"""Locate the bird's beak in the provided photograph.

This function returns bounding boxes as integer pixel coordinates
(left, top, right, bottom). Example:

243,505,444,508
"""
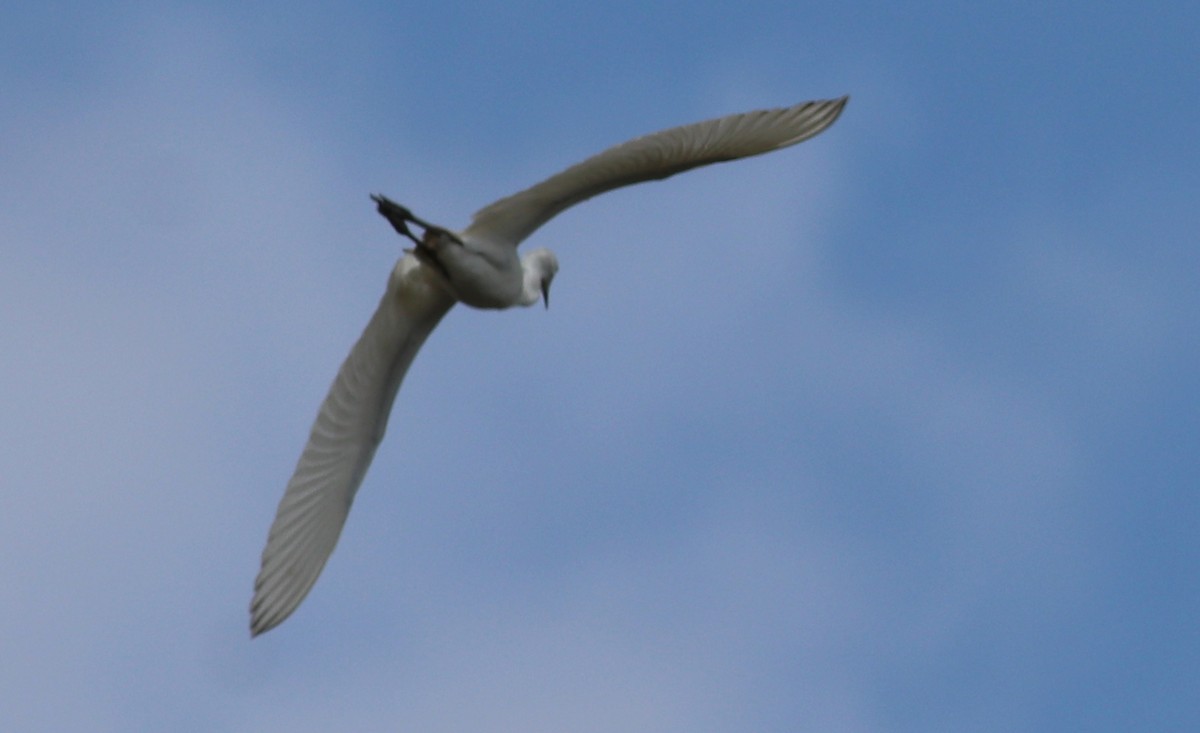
541,280,552,309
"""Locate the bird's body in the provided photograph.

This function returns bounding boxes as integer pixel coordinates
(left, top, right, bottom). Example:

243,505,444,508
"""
251,96,848,636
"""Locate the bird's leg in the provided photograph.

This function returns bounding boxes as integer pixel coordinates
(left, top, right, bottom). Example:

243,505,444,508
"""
371,193,464,247
371,194,423,246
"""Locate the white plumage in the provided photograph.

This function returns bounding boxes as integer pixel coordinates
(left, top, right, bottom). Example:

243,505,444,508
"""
251,96,848,635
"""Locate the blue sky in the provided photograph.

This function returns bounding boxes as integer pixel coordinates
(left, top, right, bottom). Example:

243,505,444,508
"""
2,2,1196,731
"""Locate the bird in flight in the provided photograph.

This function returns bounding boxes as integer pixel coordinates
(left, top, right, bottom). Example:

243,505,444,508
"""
250,96,849,636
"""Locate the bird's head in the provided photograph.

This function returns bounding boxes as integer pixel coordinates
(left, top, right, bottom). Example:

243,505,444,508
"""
520,248,559,309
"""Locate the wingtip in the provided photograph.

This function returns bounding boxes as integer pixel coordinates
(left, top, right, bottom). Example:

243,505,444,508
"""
249,602,268,638
833,94,850,116
249,608,280,638
815,95,850,128
826,94,850,112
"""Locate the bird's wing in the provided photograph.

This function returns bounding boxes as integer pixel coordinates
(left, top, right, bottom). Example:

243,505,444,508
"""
463,96,847,248
250,255,454,636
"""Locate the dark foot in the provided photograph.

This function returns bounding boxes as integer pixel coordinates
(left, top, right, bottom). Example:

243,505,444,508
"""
370,193,464,247
371,194,422,245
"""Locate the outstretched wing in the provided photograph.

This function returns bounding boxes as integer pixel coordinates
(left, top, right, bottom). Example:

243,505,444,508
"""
464,96,847,248
250,255,454,635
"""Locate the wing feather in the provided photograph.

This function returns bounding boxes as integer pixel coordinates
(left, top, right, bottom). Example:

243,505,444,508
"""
464,96,847,247
250,255,454,635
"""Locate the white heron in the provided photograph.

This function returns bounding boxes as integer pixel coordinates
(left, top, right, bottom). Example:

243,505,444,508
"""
250,96,848,636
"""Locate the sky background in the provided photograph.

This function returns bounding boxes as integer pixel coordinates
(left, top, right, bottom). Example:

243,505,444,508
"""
2,2,1197,731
